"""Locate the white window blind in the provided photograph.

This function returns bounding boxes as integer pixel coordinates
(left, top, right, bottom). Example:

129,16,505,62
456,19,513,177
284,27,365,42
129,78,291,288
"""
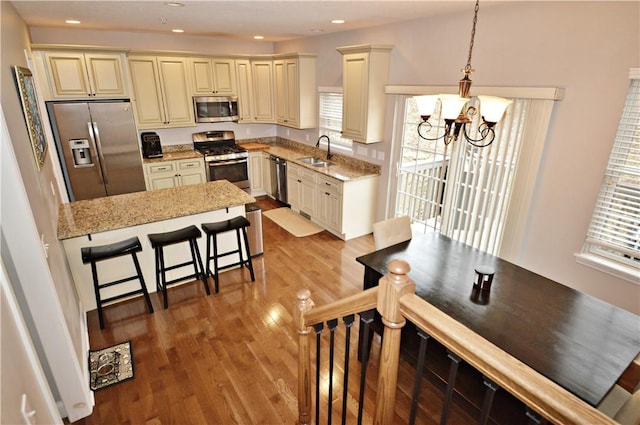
581,77,640,274
318,90,352,148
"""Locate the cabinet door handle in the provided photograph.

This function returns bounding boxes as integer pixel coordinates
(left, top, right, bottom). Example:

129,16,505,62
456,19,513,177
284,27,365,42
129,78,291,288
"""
184,163,194,167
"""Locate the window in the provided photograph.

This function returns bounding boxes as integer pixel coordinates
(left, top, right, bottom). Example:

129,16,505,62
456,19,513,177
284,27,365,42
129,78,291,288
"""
395,96,529,255
577,71,640,283
318,88,352,149
386,85,561,261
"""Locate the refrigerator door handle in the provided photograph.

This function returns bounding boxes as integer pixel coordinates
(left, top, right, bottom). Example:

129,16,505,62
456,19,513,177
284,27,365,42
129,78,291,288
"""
88,122,108,185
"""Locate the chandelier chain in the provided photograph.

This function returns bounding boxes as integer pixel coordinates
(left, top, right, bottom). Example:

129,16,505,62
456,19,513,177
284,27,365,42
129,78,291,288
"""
465,0,480,71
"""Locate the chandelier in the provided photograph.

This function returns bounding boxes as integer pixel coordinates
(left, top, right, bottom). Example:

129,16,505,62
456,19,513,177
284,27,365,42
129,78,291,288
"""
415,0,512,148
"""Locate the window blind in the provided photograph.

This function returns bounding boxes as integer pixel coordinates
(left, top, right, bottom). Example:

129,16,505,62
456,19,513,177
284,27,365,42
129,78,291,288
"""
318,91,352,148
583,78,640,265
396,97,530,255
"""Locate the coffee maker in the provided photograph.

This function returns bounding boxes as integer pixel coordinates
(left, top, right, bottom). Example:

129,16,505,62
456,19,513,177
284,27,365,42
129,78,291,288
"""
141,132,163,158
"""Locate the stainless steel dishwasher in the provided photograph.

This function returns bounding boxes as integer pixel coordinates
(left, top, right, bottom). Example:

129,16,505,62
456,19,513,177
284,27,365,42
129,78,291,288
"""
268,155,287,204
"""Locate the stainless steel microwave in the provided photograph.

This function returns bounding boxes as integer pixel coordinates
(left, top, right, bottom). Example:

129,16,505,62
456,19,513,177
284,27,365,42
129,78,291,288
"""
193,95,239,123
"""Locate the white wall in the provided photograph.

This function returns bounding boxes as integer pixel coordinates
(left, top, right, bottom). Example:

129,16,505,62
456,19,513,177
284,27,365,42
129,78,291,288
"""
20,2,640,314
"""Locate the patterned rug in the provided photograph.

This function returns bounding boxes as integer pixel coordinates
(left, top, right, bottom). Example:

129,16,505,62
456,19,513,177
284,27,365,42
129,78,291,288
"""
89,341,134,391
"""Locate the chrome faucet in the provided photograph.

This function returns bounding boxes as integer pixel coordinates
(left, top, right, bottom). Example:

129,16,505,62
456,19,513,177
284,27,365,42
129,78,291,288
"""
316,135,332,160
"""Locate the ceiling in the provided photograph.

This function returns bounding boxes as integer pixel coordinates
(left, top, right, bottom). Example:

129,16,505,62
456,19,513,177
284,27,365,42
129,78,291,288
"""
10,1,486,43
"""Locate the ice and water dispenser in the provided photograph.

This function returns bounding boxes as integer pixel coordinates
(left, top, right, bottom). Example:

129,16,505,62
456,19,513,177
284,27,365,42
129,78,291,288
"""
70,139,93,167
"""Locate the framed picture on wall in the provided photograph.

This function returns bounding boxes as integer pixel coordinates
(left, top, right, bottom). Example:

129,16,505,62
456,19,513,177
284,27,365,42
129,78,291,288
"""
13,65,47,171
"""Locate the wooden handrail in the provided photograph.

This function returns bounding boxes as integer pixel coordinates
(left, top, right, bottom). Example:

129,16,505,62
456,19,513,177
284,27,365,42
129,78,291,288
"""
400,293,617,425
301,286,379,327
295,259,619,425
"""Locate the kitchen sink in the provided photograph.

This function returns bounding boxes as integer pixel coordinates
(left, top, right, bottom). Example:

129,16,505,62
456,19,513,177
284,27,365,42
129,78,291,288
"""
298,156,331,167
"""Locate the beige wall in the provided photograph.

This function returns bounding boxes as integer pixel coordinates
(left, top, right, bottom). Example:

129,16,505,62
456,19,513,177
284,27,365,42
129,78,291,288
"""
277,1,640,313
15,1,640,314
1,0,87,402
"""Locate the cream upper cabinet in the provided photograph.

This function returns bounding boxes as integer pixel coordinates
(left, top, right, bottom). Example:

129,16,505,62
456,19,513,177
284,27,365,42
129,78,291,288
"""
235,60,254,123
189,57,237,95
235,59,275,124
337,45,393,143
127,55,195,129
42,51,128,99
273,54,317,129
252,60,276,123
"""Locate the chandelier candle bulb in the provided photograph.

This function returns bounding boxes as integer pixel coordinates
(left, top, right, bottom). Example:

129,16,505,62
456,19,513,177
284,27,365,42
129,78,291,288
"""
440,95,470,120
415,95,439,119
477,96,513,124
413,0,512,148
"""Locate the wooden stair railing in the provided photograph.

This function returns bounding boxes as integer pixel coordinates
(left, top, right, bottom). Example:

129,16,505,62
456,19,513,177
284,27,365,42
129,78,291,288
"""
295,260,619,425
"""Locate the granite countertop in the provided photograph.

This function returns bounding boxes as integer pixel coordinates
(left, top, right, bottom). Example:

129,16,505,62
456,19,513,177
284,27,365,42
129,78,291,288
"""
58,180,255,240
239,142,381,182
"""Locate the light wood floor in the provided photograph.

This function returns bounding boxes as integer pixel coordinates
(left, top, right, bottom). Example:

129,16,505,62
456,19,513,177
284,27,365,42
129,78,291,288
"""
75,197,486,425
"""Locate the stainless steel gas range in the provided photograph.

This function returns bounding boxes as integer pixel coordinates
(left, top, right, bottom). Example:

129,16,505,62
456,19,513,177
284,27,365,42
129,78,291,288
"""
192,131,249,192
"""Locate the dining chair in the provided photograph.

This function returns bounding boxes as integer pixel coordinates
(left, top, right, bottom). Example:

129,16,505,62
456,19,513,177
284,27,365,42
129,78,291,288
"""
598,383,640,425
372,215,412,250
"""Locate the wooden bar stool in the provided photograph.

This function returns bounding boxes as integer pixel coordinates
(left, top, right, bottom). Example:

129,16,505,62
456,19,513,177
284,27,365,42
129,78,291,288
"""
81,236,154,329
201,216,255,293
147,225,210,309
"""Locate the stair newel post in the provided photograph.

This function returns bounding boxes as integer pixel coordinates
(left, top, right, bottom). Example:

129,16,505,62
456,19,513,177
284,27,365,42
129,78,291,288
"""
295,289,315,425
374,260,415,425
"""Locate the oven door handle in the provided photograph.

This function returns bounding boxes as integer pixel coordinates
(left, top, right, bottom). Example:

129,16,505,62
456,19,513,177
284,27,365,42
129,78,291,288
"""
207,158,248,166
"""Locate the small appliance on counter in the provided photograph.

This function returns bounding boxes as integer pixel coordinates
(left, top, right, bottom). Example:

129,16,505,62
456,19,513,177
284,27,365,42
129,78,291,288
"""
141,132,163,158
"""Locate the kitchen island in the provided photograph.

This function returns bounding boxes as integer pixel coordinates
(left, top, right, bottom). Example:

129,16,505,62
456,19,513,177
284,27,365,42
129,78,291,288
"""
58,180,255,312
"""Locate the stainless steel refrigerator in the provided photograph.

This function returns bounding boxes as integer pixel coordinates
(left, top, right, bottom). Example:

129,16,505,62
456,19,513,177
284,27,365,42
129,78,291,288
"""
48,100,146,201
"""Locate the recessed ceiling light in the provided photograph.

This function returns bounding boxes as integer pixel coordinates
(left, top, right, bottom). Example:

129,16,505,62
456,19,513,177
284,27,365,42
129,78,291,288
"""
331,19,345,24
172,29,184,33
310,29,324,33
164,2,184,6
65,19,81,24
254,35,264,40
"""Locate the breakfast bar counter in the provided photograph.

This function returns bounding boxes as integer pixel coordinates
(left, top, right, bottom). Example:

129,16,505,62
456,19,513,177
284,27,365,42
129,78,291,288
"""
58,181,255,312
58,180,254,239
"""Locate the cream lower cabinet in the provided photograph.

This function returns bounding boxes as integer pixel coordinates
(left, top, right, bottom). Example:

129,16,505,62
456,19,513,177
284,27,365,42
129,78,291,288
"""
128,55,195,129
288,163,316,217
316,174,343,234
288,160,378,240
248,151,266,196
262,152,272,197
323,174,378,240
144,158,205,190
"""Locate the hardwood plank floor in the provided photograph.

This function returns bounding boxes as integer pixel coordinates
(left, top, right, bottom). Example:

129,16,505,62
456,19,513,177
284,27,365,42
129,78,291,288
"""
74,196,508,425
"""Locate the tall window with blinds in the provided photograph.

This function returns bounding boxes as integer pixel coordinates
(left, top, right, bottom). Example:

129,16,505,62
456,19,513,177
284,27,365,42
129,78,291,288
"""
318,90,352,148
580,75,640,280
395,96,529,255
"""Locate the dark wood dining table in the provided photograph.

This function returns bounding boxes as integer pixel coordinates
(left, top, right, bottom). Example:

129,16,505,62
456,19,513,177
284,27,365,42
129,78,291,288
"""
355,231,640,407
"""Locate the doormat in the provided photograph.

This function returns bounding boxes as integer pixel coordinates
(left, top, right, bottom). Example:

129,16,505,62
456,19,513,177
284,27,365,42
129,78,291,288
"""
263,208,323,237
89,341,134,391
